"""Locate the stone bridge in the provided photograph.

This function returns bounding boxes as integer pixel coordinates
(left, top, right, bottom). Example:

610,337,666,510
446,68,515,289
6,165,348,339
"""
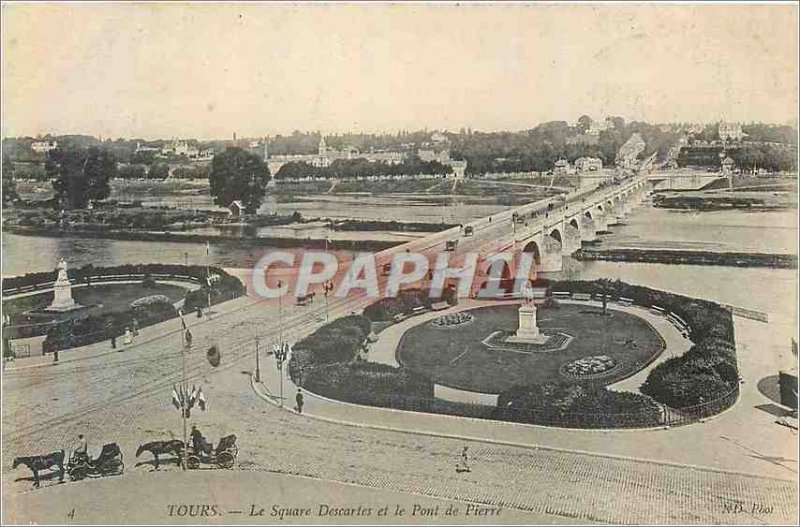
403,176,649,296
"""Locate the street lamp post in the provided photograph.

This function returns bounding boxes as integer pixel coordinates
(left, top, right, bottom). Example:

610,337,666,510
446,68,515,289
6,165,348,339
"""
323,281,334,322
272,342,291,407
254,336,261,383
177,309,192,471
277,280,283,347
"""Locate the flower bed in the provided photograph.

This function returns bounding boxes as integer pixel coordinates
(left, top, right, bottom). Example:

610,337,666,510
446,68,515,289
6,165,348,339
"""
431,312,473,327
561,355,618,379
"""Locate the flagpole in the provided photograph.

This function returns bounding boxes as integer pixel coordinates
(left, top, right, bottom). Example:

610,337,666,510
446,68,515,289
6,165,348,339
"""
206,241,211,317
180,310,189,471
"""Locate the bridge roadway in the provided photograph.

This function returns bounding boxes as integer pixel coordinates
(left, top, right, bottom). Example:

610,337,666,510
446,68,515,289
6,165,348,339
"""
354,174,648,288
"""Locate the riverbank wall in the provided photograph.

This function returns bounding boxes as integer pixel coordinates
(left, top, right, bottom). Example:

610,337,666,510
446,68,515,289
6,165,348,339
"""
575,247,797,269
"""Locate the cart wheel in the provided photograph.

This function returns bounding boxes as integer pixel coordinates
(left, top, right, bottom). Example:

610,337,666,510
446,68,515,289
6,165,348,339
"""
186,455,200,470
69,466,86,482
216,452,235,469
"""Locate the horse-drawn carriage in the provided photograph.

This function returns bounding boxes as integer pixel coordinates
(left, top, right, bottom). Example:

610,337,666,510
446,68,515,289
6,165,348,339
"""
67,443,124,481
186,434,237,469
296,292,315,306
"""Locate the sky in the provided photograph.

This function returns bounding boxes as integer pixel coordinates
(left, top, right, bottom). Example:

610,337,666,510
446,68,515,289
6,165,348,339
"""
2,2,798,140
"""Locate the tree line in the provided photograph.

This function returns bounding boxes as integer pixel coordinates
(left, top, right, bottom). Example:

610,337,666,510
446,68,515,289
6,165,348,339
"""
274,157,452,180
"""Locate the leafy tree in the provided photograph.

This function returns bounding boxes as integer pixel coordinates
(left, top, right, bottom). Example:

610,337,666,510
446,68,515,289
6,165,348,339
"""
49,147,115,209
147,162,170,179
209,147,271,212
577,115,593,133
610,116,626,131
118,164,147,179
2,155,19,204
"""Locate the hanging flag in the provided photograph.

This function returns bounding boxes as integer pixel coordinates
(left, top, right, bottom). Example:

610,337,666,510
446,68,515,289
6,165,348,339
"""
171,386,181,411
207,345,221,367
197,387,207,411
177,310,193,350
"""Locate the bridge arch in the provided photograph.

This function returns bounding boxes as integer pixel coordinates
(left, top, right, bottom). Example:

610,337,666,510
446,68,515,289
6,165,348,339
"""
522,240,541,267
568,218,580,231
584,210,593,220
549,228,562,244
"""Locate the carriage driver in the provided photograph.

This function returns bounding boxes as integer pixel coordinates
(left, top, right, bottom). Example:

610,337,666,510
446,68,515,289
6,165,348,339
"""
69,433,89,464
190,425,213,459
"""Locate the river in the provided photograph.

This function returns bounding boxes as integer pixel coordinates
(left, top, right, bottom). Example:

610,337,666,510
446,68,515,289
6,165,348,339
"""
3,204,797,338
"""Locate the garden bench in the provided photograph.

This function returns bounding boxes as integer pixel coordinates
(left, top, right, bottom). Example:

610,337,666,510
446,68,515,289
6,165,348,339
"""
649,305,665,315
431,301,450,311
572,293,592,301
553,291,572,299
618,297,634,306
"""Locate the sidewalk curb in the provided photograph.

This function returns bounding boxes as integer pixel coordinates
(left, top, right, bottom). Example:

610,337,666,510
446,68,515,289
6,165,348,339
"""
248,373,794,484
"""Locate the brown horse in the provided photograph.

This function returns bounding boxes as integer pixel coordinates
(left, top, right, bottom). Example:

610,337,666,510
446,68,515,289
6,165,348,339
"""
12,450,65,488
136,440,184,470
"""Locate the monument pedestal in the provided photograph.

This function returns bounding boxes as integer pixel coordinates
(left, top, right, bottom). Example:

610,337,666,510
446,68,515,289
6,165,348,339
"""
506,304,549,344
46,259,82,312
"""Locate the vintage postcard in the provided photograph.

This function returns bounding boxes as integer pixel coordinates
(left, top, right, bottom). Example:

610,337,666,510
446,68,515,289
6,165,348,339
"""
1,2,798,525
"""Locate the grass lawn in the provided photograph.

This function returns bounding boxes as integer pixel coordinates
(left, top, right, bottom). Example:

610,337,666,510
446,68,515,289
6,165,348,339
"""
4,282,189,321
396,304,665,393
333,179,445,194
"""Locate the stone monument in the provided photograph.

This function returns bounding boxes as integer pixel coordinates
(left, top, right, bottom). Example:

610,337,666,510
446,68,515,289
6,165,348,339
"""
46,259,80,312
507,282,549,344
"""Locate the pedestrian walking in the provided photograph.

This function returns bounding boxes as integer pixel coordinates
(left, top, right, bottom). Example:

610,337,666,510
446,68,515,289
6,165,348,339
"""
456,446,471,473
123,327,133,345
295,388,304,414
132,318,139,336
111,334,117,349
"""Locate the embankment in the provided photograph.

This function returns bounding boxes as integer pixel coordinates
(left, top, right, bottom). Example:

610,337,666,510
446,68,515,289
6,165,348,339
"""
575,247,797,269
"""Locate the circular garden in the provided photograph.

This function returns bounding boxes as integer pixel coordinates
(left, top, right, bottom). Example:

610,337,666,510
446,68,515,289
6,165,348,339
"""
396,303,665,394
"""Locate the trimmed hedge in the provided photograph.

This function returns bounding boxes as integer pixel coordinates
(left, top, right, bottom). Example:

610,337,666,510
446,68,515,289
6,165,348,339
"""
362,288,434,322
183,274,245,311
286,314,435,410
299,362,434,411
288,315,373,379
495,382,663,428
